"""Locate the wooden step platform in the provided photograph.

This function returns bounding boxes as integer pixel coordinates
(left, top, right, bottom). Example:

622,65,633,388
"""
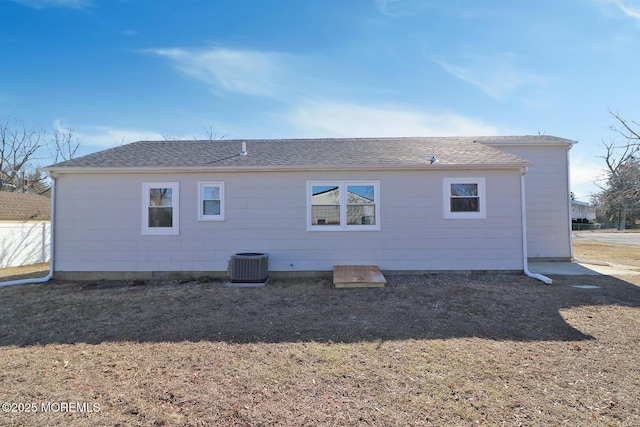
333,265,387,288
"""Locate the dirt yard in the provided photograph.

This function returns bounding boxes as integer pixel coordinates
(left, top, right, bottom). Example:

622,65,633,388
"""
0,242,639,426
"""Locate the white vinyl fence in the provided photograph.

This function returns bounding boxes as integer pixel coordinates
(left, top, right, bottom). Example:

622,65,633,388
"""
0,221,51,268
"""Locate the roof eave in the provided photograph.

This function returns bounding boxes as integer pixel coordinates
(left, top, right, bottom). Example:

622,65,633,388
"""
42,162,532,175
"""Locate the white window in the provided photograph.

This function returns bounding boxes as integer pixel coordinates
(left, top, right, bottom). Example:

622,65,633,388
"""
142,182,180,235
198,182,225,221
443,177,486,219
307,181,380,231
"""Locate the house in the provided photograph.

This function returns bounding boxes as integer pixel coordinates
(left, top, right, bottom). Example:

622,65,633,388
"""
571,200,597,230
571,200,596,223
0,191,51,268
41,136,575,280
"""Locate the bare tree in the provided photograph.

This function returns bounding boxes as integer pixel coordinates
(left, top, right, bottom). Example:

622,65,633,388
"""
0,117,44,192
597,110,640,229
48,124,80,163
162,134,178,141
1,117,82,195
200,125,226,141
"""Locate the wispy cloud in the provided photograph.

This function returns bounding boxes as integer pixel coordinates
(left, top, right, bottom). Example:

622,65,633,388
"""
596,0,640,21
570,154,607,199
375,0,429,17
148,47,293,99
286,101,498,138
147,45,501,139
612,0,640,21
432,53,544,100
73,126,165,148
9,0,91,9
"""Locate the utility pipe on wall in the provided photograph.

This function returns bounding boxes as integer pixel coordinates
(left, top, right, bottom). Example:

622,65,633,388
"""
0,176,56,287
520,168,553,284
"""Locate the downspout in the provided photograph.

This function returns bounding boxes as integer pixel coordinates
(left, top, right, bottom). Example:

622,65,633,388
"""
566,146,575,260
520,168,553,284
0,175,56,287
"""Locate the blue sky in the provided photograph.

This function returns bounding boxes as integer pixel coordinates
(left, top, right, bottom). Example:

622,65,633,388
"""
2,0,640,200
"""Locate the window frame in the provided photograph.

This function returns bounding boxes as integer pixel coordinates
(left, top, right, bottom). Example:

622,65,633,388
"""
197,181,225,221
307,180,380,231
443,177,486,219
142,182,180,235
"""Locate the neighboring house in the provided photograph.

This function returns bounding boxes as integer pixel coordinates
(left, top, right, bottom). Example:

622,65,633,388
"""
571,200,596,223
571,200,597,230
0,192,51,268
41,136,575,280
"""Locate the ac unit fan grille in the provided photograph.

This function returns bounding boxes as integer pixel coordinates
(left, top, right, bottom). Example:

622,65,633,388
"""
229,253,269,283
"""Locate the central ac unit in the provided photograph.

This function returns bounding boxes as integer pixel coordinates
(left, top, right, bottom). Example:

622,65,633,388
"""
229,252,269,283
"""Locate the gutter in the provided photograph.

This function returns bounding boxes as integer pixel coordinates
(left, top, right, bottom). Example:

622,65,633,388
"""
40,162,533,175
520,168,553,284
0,176,56,287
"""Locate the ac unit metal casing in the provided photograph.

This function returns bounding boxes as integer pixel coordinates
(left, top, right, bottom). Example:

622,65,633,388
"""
229,253,269,283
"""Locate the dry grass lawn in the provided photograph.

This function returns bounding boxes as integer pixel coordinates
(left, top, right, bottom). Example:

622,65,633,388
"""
574,240,640,268
0,263,49,282
0,241,639,426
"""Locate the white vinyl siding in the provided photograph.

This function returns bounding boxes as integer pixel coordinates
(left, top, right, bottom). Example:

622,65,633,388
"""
52,170,524,276
142,182,179,235
307,181,380,231
443,178,486,219
198,182,224,221
482,143,572,259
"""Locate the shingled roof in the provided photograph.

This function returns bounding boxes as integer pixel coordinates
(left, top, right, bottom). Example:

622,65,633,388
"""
42,136,573,172
0,192,51,221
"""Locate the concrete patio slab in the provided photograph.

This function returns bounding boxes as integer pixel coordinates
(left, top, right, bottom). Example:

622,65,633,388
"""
529,260,640,276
